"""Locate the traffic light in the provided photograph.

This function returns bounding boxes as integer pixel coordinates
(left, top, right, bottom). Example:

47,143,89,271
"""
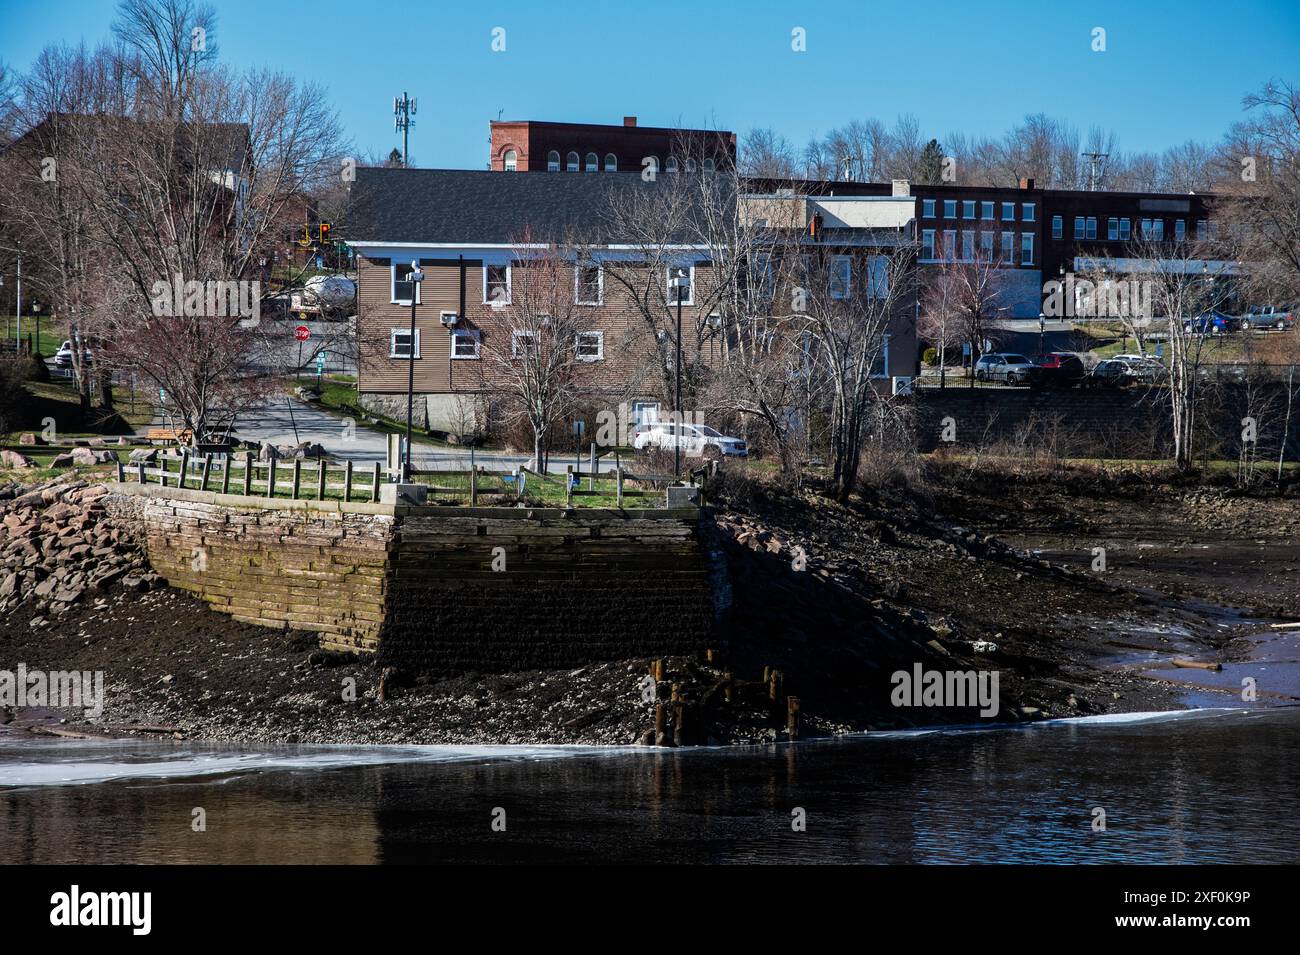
319,222,332,245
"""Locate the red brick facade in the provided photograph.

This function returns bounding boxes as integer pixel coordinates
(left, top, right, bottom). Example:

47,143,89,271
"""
489,117,736,174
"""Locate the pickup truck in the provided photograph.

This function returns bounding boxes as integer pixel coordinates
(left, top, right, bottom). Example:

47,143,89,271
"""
1240,305,1295,330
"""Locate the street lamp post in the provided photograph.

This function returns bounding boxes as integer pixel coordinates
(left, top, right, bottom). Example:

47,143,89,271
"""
670,273,687,481
403,261,425,483
1038,312,1046,356
32,299,41,355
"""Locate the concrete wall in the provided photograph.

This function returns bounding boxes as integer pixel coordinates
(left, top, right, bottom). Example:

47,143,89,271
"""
105,484,718,671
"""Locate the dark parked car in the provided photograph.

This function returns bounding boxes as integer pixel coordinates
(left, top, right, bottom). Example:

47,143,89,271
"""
974,353,1034,384
1183,311,1234,335
1028,352,1087,388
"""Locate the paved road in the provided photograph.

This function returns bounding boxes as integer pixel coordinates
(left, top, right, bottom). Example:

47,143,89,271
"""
229,398,627,474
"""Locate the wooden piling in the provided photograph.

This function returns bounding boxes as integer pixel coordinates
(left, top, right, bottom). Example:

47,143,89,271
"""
787,696,801,740
316,458,326,500
654,703,668,746
723,671,735,703
243,452,253,496
343,460,353,502
291,459,302,499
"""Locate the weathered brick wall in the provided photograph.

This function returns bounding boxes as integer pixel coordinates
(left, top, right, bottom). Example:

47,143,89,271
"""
104,485,718,671
105,485,392,651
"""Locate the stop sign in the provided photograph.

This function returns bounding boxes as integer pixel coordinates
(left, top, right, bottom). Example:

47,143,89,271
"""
294,325,310,342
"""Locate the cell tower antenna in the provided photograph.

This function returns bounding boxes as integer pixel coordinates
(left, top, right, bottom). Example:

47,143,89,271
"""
394,92,417,167
1081,151,1109,191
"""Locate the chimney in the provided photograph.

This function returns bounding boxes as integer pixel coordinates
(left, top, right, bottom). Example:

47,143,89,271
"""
623,116,637,127
1019,177,1035,190
891,178,910,197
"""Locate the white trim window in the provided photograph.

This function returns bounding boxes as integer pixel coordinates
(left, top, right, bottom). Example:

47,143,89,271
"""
1020,232,1035,265
921,228,936,261
1174,219,1186,242
547,151,561,172
1022,202,1036,222
702,158,714,171
484,263,511,305
575,331,604,361
1001,201,1015,220
575,264,603,305
1001,230,1015,261
961,230,975,262
566,151,579,172
451,328,480,359
665,156,679,173
391,263,421,305
1085,217,1097,240
503,149,517,171
981,201,994,220
1053,215,1064,240
604,153,617,172
585,152,599,172
865,255,889,299
922,198,936,218
871,333,892,378
667,265,694,305
943,199,957,218
389,328,420,359
1120,218,1132,240
943,229,957,263
1107,217,1119,241
830,255,851,299
511,330,537,358
962,200,976,219
1074,216,1086,239
979,230,993,262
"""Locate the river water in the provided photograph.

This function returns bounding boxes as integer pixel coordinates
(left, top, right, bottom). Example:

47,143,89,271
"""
2,707,1297,864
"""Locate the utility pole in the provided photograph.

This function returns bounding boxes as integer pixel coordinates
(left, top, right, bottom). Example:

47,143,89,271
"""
394,92,417,167
1081,152,1109,191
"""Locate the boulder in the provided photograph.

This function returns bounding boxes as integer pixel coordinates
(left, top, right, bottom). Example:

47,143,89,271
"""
258,441,280,462
128,448,158,465
18,433,41,446
0,450,36,469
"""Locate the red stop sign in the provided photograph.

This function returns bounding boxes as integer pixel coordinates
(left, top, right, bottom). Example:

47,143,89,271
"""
294,325,310,342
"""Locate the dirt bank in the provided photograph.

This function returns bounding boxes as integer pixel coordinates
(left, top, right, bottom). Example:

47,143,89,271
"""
1,464,1289,746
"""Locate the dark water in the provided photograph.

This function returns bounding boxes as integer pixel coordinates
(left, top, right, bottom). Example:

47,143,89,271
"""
2,708,1298,864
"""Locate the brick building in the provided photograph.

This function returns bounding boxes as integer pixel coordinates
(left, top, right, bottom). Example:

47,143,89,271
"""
489,116,736,175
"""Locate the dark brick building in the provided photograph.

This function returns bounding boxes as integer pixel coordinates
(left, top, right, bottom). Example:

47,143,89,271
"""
489,117,736,175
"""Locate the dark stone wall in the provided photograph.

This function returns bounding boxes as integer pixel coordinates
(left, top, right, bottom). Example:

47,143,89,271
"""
381,509,719,673
911,383,1300,461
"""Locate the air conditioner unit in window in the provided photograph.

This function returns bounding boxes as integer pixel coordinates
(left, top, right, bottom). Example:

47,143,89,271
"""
892,376,914,396
440,312,459,327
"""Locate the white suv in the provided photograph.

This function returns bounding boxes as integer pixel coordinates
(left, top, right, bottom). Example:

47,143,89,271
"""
634,422,748,458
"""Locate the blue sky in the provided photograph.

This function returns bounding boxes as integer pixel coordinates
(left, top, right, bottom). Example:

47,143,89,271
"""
3,0,1298,167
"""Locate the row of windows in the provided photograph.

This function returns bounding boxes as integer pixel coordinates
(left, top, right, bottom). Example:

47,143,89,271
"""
388,328,605,361
922,198,1036,223
502,149,718,173
1050,215,1212,243
920,229,1035,266
392,263,697,308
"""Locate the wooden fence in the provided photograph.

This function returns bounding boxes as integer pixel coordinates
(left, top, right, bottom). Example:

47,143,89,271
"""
115,449,713,507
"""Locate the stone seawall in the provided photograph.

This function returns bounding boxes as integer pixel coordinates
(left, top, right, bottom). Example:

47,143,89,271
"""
104,484,718,671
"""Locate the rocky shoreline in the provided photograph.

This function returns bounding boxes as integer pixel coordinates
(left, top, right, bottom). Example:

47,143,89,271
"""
1,466,1291,747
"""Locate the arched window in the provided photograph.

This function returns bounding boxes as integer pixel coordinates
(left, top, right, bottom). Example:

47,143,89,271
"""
566,151,580,172
547,150,560,172
702,158,715,172
665,156,679,173
503,149,517,172
585,152,598,172
604,153,618,172
685,158,696,173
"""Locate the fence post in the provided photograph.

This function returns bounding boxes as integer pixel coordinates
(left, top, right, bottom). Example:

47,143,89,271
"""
343,459,353,503
243,452,253,496
616,467,623,507
589,442,596,491
267,459,277,498
221,454,231,495
565,465,573,507
137,460,146,486
292,460,302,499
116,461,124,483
178,449,190,490
470,465,478,506
200,453,212,491
317,458,326,500
370,461,381,503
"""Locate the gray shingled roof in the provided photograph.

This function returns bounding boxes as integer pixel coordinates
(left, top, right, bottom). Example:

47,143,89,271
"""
340,167,717,245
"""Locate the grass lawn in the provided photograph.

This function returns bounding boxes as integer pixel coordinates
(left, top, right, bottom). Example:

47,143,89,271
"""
4,378,155,441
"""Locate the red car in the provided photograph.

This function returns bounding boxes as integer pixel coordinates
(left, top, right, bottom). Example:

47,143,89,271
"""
1028,352,1087,389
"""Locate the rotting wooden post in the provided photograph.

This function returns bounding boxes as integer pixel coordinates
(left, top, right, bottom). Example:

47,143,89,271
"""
616,466,623,507
115,461,124,482
199,453,212,491
762,665,772,686
655,703,668,746
316,458,326,500
220,455,231,495
267,459,277,498
343,460,353,502
565,465,574,507
291,459,302,499
787,696,801,740
706,647,717,665
653,658,665,682
670,682,681,704
674,702,688,747
136,460,145,486
370,461,381,503
178,449,190,490
723,671,735,703
243,452,253,496
769,669,783,703
470,465,478,506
